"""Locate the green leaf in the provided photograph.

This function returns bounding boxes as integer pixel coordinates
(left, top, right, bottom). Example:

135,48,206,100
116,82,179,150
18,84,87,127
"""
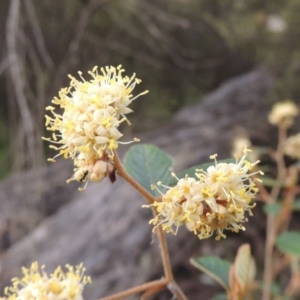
261,176,284,188
263,202,281,216
276,231,300,257
170,158,235,185
209,293,228,300
190,256,231,290
293,199,300,211
123,144,173,197
269,283,282,295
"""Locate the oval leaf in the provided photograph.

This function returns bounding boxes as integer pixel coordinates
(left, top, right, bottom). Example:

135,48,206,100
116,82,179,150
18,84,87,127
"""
232,244,256,290
123,144,173,196
293,199,300,211
190,256,231,290
210,293,228,300
170,158,235,185
263,202,281,216
261,176,284,188
276,231,300,257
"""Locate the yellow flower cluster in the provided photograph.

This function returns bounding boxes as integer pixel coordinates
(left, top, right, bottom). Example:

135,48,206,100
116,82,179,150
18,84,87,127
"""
146,148,262,240
268,100,299,128
43,66,148,189
284,133,300,160
0,262,91,300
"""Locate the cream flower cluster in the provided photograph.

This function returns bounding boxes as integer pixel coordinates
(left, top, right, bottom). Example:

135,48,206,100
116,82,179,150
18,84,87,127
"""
231,136,258,162
232,136,252,158
268,100,299,127
284,133,300,160
43,66,148,189
146,148,262,240
0,262,91,300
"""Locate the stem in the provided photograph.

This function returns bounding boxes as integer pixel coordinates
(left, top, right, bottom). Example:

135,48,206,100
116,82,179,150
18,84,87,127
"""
140,283,167,299
113,150,154,204
98,279,168,300
171,282,189,300
152,207,174,282
113,151,189,300
262,124,287,300
262,215,276,300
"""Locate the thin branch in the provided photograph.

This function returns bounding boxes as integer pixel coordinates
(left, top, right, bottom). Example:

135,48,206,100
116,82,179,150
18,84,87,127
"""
6,0,37,168
262,124,287,300
113,151,154,205
103,4,162,55
23,0,53,68
152,208,174,283
98,279,168,300
168,282,189,300
123,1,223,70
0,58,11,77
54,0,110,89
83,33,163,69
113,150,189,300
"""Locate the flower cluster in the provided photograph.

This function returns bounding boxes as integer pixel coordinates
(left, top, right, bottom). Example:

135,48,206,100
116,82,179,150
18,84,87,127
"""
43,66,148,189
232,136,252,158
268,100,299,128
145,148,262,240
231,136,258,163
284,133,300,160
0,262,91,300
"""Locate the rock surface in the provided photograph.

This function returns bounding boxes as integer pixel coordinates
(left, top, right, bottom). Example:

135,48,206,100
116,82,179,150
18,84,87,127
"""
0,68,280,299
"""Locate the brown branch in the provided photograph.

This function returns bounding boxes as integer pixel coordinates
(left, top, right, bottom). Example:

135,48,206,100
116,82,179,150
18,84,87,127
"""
113,151,154,205
23,0,53,68
6,0,37,169
0,58,11,77
113,150,188,300
83,33,163,69
122,1,223,70
103,4,162,54
54,0,110,88
262,124,287,300
98,279,168,300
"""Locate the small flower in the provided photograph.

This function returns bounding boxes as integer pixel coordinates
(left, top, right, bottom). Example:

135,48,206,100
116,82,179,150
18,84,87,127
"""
268,100,299,128
42,66,147,189
67,152,114,191
231,135,258,162
284,133,300,160
144,148,262,240
1,262,91,300
232,136,252,158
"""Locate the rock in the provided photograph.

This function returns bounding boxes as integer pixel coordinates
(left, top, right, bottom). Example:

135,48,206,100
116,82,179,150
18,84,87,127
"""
0,68,276,299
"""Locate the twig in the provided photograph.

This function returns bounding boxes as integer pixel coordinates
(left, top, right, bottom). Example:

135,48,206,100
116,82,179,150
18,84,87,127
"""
113,150,189,300
6,0,37,168
262,124,287,300
54,0,110,89
140,284,166,299
23,0,53,68
98,279,167,300
169,282,189,300
153,208,174,283
113,150,154,205
83,33,163,69
0,58,11,77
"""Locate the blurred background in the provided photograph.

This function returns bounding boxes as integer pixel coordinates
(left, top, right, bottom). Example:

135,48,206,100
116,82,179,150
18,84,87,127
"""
1,0,300,299
1,0,300,177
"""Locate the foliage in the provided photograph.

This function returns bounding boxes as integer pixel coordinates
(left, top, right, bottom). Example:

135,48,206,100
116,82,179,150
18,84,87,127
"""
123,144,173,197
1,1,300,299
1,0,300,174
